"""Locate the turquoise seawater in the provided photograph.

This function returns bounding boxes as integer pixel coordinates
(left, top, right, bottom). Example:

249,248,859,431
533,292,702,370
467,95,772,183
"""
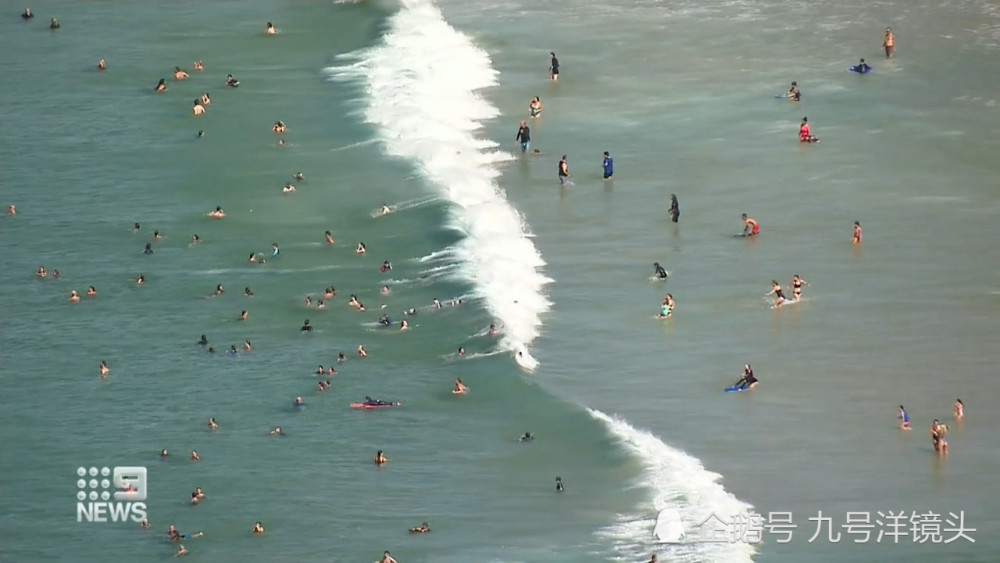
2,0,999,562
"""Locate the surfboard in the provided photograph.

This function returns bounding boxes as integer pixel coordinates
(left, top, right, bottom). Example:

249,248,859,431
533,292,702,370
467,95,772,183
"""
350,402,401,409
849,66,872,74
724,386,748,393
653,508,685,543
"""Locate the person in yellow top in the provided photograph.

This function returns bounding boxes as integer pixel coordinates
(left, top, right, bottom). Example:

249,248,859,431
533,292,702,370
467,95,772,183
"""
883,28,895,58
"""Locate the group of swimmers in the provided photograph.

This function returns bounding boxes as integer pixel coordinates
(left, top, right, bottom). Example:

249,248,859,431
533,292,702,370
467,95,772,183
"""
897,400,963,455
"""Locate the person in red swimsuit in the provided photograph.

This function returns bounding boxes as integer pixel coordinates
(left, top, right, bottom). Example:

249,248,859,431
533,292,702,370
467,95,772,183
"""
742,213,760,236
799,117,819,143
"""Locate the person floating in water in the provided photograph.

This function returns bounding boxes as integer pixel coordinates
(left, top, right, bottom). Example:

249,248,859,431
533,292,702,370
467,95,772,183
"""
790,274,808,301
883,28,895,58
602,151,614,180
558,155,570,185
742,213,760,236
657,294,674,319
786,81,800,101
549,52,559,81
766,280,786,308
409,522,430,534
174,66,188,81
732,364,759,390
653,262,668,280
898,405,911,430
854,58,872,73
669,194,680,223
516,121,531,153
852,221,862,245
799,117,819,143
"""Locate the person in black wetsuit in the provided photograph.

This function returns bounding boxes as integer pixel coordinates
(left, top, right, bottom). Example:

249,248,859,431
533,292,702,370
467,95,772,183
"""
733,364,758,390
549,52,559,81
653,262,669,280
301,319,313,332
669,194,680,223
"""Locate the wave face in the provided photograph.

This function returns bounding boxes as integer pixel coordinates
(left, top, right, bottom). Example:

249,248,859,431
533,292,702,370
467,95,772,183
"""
589,409,756,563
327,0,551,370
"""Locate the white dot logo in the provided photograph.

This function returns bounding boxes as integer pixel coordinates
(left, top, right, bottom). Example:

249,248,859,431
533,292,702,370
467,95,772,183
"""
77,467,87,477
100,491,111,501
77,491,87,501
89,479,98,489
88,491,98,501
89,467,98,477
100,479,110,489
77,479,87,489
101,467,111,477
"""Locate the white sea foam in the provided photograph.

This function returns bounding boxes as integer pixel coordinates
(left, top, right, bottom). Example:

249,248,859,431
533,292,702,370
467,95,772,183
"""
589,409,756,563
327,0,552,369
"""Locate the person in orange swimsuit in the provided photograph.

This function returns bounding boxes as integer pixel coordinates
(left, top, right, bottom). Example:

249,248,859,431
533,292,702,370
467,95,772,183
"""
883,28,895,58
741,213,760,236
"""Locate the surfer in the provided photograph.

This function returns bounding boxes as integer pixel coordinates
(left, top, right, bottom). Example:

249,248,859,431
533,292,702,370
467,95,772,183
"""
657,294,674,319
602,151,614,180
549,52,559,81
930,420,948,454
669,194,680,223
733,364,758,390
558,155,570,185
766,280,786,308
883,28,895,58
799,117,819,143
529,96,543,118
742,213,760,236
653,262,669,280
453,379,468,394
852,221,862,245
790,275,808,300
516,121,531,153
954,399,964,420
409,522,430,534
787,81,801,101
898,405,911,430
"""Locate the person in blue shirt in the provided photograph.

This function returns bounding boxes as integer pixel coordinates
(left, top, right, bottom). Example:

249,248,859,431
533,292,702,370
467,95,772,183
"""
602,151,614,180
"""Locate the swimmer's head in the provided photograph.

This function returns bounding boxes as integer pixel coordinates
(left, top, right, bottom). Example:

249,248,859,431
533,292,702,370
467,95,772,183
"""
741,213,748,220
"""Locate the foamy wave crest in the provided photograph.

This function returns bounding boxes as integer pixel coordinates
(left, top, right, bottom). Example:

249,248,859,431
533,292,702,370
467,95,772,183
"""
589,409,756,563
327,0,551,370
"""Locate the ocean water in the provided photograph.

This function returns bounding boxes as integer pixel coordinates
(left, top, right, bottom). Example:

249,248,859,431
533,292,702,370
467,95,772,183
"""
1,1,998,562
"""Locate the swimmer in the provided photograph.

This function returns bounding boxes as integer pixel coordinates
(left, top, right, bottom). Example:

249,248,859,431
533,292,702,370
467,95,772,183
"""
648,555,658,563
167,524,203,542
160,449,169,459
266,22,276,35
193,61,203,71
380,551,398,563
732,364,759,390
323,287,335,299
249,253,259,264
453,378,468,394
37,266,47,279
883,28,895,58
338,352,346,363
379,203,391,215
49,18,59,30
99,361,109,377
132,222,141,232
327,366,336,375
252,522,265,535
243,340,251,352
380,260,392,273
669,194,680,223
294,172,304,181
21,8,33,19
741,213,760,236
898,405,911,430
766,280,786,308
144,243,154,255
207,206,225,219
357,345,367,358
405,308,417,316
272,121,286,134
653,262,669,280
852,221,862,245
52,269,60,280
855,58,872,73
458,347,465,357
190,451,200,462
190,234,201,245
555,476,564,492
174,66,189,80
317,381,328,392
930,419,948,454
954,399,964,421
379,314,391,326
225,74,240,88
86,286,97,297
208,417,219,429
790,274,808,300
208,346,215,353
277,139,285,147
324,231,334,245
602,151,614,180
433,298,442,309
316,300,326,309
529,96,543,118
799,117,819,143
549,52,560,81
97,59,106,71
316,365,325,375
176,544,187,556
380,285,390,296
140,518,150,529
356,242,366,255
294,396,304,408
409,522,430,534
786,81,800,101
270,427,284,436
153,230,162,241
69,290,80,303
301,319,313,331
558,155,570,185
239,310,248,321
657,294,674,319
155,79,166,93
200,93,210,106
228,345,238,355
244,287,254,296
7,205,15,216
137,274,145,285
374,450,388,465
400,320,409,330
488,323,498,336
197,334,208,346
516,121,531,152
520,432,534,442
271,243,279,257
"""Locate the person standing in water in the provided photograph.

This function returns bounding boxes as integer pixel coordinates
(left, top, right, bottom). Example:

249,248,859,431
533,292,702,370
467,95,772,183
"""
742,213,760,236
529,96,543,118
549,52,559,81
790,274,809,301
558,155,570,185
898,405,911,430
669,194,680,223
766,280,786,308
516,121,530,153
852,221,862,245
930,420,948,455
954,399,964,421
883,27,895,58
786,81,801,101
602,151,614,180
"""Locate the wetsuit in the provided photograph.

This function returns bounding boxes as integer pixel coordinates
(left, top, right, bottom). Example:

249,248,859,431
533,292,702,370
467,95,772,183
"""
516,125,530,152
550,55,559,78
301,324,313,332
669,199,680,223
654,265,668,279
